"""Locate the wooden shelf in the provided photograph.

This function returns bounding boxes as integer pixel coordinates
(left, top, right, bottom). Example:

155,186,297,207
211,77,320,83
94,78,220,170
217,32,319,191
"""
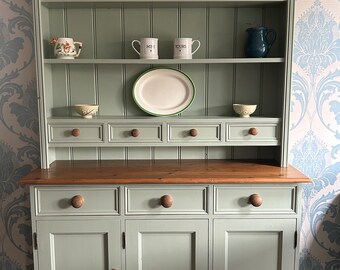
19,160,311,185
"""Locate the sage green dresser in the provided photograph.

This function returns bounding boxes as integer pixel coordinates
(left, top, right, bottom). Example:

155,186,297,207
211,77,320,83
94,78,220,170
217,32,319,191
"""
22,0,312,268
20,160,310,270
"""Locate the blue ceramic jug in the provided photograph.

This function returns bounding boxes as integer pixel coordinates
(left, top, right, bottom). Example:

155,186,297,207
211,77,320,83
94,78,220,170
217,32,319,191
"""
245,27,276,58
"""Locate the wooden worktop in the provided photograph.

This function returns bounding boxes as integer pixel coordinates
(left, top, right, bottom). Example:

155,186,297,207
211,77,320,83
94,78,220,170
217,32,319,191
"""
19,160,311,185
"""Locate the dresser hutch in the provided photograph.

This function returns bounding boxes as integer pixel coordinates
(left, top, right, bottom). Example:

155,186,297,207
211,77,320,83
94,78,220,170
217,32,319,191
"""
20,0,310,269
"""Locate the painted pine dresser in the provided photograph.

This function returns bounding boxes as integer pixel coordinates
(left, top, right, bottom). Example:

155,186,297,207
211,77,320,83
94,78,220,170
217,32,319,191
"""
19,0,311,269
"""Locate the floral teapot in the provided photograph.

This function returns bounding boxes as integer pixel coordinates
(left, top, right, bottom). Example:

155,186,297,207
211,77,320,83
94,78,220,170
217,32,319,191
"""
51,37,82,59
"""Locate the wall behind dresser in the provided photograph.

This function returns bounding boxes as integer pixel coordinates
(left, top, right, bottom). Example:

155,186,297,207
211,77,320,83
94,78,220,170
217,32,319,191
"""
0,0,339,269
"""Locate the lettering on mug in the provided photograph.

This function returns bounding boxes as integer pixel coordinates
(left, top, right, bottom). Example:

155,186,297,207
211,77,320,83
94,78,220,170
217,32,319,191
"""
175,45,187,48
146,45,155,48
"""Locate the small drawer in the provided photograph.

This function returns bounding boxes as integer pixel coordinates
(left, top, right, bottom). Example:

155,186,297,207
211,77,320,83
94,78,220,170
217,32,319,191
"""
109,124,162,143
48,124,104,143
227,123,280,144
125,186,208,215
35,187,119,216
214,186,296,214
168,124,222,142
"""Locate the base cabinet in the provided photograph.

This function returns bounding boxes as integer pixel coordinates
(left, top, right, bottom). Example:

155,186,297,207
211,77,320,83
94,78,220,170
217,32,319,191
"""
36,219,121,270
126,220,209,270
30,184,301,270
213,219,296,270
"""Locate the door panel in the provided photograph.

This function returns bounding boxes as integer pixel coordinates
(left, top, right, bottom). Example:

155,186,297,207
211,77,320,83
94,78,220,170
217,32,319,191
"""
36,219,121,270
214,219,296,270
126,219,208,270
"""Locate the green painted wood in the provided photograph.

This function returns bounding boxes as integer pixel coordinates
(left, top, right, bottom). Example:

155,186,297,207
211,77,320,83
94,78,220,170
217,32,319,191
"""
67,8,94,58
44,58,285,64
168,123,222,142
214,186,296,214
100,147,126,159
35,186,119,215
69,65,96,108
55,147,71,160
47,8,65,58
97,65,125,115
209,8,235,58
180,146,206,159
37,219,121,270
125,186,208,214
49,124,104,142
95,8,122,58
72,147,99,160
124,8,151,59
154,146,179,159
126,219,209,270
109,123,163,142
50,65,69,116
127,146,152,159
214,219,296,270
153,8,178,59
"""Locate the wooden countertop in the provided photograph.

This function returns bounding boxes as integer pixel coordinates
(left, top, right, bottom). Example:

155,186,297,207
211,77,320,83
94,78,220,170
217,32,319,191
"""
19,160,311,185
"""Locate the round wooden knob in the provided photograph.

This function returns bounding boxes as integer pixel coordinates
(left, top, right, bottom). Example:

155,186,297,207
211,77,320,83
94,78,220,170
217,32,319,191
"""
189,129,198,137
71,195,85,208
248,194,263,207
248,127,258,136
160,195,173,208
131,129,140,137
71,128,81,137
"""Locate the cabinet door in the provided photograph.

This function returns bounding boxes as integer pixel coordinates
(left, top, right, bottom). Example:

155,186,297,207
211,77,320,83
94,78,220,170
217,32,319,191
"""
126,219,208,270
36,219,121,270
214,219,296,270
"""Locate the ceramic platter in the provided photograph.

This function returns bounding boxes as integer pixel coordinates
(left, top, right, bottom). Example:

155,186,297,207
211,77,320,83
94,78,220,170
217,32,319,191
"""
133,68,195,116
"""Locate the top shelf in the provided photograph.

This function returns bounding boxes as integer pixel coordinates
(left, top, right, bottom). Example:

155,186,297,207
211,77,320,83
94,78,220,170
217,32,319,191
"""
41,0,287,8
44,58,285,64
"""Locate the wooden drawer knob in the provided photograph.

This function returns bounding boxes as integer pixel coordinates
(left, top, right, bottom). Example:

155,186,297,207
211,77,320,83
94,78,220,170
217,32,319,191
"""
248,194,263,207
131,129,140,137
248,127,258,136
189,129,198,137
160,195,173,208
71,128,81,137
71,195,85,208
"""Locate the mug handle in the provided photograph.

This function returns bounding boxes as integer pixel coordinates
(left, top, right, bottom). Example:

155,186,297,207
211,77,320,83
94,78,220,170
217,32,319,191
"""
266,29,276,49
191,40,201,55
132,40,141,55
73,41,83,58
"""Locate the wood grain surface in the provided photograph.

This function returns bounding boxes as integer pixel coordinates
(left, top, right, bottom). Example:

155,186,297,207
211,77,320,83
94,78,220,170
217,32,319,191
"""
19,160,311,185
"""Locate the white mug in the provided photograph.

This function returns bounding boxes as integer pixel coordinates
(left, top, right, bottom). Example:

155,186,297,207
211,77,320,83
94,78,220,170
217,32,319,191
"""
51,37,82,59
132,38,158,59
173,38,201,59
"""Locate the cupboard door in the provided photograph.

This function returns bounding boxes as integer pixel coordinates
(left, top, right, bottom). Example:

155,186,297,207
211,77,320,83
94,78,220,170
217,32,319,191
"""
36,219,121,270
214,219,296,270
126,219,208,270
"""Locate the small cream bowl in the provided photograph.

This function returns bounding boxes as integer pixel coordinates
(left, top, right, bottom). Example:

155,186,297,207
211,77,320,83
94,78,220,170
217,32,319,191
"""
74,104,99,119
233,104,257,118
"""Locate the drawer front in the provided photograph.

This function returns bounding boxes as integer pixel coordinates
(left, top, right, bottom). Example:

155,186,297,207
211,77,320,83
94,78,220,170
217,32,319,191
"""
214,186,296,214
227,123,280,143
125,186,208,215
35,187,119,216
49,124,104,143
109,124,162,143
168,124,222,142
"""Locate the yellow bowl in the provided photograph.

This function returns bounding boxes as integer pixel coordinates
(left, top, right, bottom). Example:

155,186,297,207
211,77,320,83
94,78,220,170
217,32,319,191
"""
233,104,257,118
74,104,99,119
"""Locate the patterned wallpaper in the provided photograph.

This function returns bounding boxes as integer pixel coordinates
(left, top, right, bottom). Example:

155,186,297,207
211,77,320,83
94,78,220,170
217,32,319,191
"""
0,0,338,269
290,0,340,268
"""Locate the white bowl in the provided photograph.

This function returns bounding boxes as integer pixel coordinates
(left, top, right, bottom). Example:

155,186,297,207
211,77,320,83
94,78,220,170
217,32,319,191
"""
233,104,257,117
74,104,99,118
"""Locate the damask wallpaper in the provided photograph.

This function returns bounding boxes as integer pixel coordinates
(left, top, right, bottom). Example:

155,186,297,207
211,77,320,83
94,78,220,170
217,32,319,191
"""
0,0,339,269
290,0,340,268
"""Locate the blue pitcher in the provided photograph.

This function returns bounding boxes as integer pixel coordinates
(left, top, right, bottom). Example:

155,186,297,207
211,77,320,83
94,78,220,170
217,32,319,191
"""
245,27,276,58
